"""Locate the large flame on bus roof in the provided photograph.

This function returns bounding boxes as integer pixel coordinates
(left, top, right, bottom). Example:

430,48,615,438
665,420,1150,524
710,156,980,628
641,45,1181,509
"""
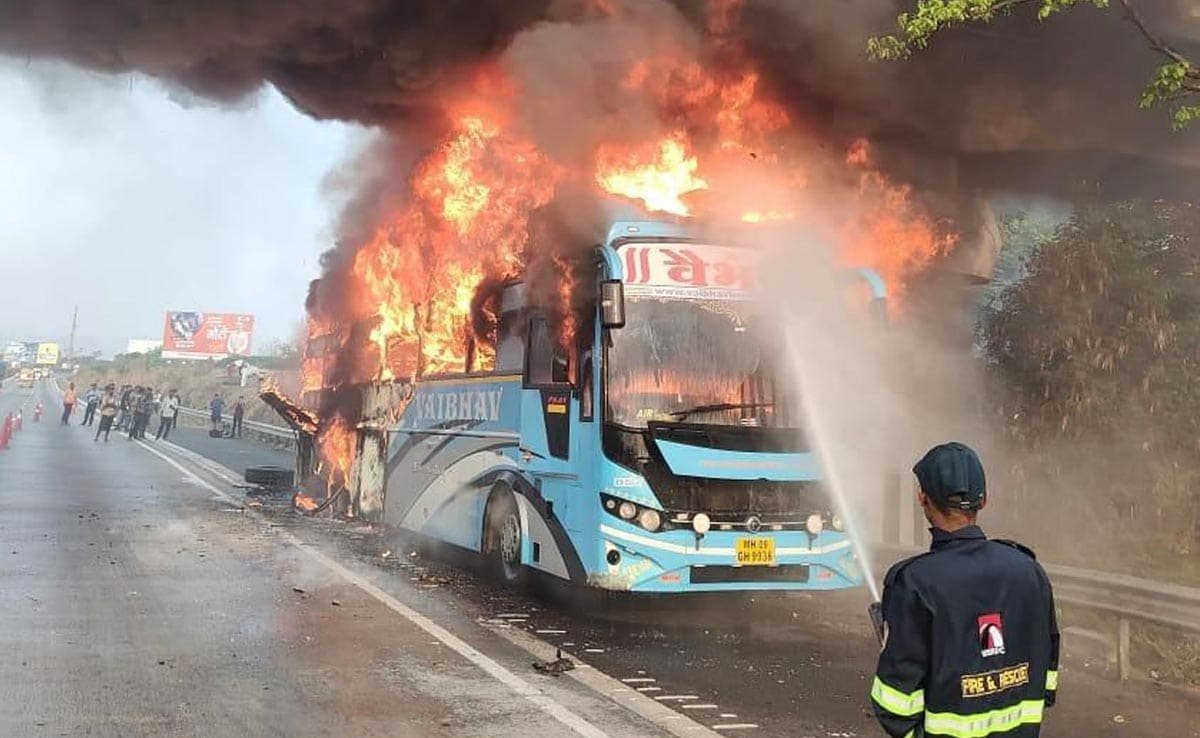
313,64,952,380
304,0,956,483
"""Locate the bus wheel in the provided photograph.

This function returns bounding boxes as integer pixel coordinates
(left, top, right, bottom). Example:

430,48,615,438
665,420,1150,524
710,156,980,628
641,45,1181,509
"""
485,490,527,587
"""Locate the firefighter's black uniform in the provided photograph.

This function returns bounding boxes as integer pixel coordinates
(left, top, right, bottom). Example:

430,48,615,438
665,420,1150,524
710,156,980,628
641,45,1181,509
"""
872,526,1060,737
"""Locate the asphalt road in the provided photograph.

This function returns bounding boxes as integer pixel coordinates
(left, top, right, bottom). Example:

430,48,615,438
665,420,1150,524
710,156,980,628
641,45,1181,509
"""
5,377,1198,737
0,379,690,737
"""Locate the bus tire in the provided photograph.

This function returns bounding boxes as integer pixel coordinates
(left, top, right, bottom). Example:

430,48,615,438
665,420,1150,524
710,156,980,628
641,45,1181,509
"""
484,488,528,588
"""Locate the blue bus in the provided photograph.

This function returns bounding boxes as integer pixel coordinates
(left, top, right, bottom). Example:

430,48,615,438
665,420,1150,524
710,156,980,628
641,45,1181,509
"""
373,220,885,592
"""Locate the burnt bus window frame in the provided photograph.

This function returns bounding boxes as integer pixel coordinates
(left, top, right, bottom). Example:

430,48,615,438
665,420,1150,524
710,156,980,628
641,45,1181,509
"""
496,303,524,373
524,315,572,389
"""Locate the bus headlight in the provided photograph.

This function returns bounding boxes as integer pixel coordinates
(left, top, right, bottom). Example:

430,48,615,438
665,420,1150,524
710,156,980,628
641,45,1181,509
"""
601,493,668,532
805,513,824,536
831,515,844,532
692,512,711,535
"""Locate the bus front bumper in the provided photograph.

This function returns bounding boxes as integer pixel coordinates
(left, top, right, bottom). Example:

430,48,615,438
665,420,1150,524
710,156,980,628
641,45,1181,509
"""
590,524,864,593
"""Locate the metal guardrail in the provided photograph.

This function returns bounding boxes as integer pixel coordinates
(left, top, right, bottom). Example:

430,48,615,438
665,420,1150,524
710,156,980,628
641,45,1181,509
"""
875,543,1200,634
875,543,1200,679
174,406,297,449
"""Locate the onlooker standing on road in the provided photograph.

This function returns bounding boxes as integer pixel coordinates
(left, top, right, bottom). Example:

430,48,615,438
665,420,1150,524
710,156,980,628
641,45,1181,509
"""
61,382,77,425
117,385,134,431
232,396,246,439
81,383,100,426
131,387,154,440
126,386,142,440
209,393,225,434
155,389,180,441
94,385,118,442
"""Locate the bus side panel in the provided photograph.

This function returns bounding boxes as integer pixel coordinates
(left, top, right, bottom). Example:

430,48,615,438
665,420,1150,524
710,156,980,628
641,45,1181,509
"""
383,376,522,552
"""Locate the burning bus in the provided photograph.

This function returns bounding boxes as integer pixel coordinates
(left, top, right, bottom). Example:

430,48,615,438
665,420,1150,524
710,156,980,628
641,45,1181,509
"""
285,217,887,593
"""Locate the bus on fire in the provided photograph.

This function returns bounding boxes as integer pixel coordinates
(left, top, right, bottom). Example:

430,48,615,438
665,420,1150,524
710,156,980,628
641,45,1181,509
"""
346,219,885,593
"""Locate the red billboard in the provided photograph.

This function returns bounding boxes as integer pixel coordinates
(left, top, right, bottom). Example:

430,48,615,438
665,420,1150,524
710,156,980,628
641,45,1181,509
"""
162,311,255,360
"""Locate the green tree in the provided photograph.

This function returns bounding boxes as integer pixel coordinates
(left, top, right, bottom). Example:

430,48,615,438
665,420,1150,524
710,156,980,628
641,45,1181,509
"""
981,200,1200,562
871,0,1200,129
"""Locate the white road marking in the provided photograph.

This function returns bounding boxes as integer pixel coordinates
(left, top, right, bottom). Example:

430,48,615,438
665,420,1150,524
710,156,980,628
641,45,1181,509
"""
621,678,657,684
711,725,758,731
637,686,663,692
484,625,723,738
137,441,611,738
681,705,719,710
656,695,699,702
535,629,567,635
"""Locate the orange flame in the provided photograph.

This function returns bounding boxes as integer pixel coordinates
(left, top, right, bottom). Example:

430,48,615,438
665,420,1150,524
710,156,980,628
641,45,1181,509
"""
350,113,561,380
595,132,708,216
318,417,356,489
840,139,957,298
308,32,962,480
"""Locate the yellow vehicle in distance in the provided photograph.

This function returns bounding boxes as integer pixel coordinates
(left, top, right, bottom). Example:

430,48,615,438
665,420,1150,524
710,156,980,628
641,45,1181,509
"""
17,368,35,388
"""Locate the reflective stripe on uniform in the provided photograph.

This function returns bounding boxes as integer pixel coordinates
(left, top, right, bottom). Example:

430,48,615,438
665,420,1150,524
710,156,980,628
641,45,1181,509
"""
1045,670,1058,690
924,699,1044,737
870,676,925,716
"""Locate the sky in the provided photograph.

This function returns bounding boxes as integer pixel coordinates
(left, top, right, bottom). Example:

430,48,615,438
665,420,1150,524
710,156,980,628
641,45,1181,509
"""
0,60,365,358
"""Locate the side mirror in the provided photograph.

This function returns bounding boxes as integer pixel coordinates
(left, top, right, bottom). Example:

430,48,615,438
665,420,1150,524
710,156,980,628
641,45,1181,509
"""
600,280,626,328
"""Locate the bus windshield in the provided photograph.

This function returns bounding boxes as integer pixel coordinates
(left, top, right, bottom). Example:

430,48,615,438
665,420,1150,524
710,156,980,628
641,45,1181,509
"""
605,296,787,428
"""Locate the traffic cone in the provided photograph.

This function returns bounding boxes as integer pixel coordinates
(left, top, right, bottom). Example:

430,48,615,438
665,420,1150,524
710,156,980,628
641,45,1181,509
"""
0,414,10,450
33,403,42,422
14,411,21,432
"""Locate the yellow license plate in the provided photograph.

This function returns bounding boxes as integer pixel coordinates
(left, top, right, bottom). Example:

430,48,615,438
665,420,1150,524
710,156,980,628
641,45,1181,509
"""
735,537,776,566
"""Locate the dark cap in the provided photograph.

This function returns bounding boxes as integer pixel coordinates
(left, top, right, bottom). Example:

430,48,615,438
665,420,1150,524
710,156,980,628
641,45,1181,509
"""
913,442,986,510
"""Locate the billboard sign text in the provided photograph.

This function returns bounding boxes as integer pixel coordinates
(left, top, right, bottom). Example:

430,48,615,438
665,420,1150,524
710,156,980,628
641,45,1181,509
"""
162,312,255,360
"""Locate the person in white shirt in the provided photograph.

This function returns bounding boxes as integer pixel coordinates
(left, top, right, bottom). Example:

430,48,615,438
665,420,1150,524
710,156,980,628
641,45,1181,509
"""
154,389,180,441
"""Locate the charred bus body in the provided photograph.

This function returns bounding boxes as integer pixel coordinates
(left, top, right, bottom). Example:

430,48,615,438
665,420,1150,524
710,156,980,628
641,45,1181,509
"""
299,220,885,593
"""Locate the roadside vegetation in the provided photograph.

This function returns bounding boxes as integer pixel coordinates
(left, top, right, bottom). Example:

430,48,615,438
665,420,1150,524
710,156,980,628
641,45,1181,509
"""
981,200,1200,586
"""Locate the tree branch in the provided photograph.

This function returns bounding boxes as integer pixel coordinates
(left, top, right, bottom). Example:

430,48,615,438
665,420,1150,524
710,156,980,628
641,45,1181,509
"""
1116,0,1191,67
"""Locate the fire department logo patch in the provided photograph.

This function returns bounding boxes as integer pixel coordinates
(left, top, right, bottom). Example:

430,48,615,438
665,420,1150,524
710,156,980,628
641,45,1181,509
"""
977,613,1006,657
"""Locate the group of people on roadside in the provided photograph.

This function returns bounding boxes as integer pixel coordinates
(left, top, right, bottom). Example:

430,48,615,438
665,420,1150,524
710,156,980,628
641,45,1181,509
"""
66,382,181,443
63,381,246,443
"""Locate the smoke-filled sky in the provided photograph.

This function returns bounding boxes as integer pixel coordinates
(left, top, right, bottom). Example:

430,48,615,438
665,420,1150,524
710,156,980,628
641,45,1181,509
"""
0,60,363,356
0,0,1197,359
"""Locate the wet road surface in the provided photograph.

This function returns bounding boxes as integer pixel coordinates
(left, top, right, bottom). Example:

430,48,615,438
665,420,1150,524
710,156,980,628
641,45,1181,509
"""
0,380,689,737
4,377,1198,737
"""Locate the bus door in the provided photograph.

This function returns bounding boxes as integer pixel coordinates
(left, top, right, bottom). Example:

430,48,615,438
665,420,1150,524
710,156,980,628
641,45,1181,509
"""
522,314,582,533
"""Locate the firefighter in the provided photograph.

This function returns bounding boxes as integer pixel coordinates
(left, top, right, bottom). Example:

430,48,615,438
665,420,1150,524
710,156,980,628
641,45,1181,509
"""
871,442,1059,738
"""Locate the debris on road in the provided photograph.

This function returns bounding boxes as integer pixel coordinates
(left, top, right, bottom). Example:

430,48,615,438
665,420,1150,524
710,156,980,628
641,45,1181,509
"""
331,599,342,607
532,649,575,676
415,571,451,586
292,586,306,594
